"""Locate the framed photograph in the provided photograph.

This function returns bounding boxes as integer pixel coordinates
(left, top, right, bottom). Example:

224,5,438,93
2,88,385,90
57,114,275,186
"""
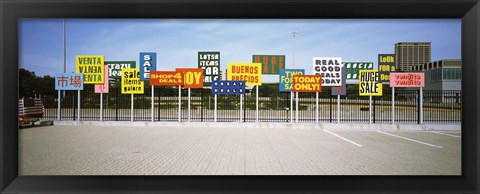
1,0,479,193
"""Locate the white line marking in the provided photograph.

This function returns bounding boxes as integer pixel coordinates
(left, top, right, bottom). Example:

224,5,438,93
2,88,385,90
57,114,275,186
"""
376,131,443,148
430,131,461,138
324,130,362,147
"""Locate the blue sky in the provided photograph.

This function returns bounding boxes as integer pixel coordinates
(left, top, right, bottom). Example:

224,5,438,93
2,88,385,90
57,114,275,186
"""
19,19,461,82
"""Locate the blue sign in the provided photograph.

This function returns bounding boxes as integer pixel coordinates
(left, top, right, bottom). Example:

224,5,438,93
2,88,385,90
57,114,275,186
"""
212,80,246,95
55,73,84,90
331,67,347,95
279,69,305,92
139,52,157,81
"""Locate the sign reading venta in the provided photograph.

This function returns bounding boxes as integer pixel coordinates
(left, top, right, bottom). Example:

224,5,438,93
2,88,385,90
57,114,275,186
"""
139,52,156,81
313,57,342,86
121,68,144,94
227,63,262,86
150,71,183,86
292,75,322,93
198,52,220,84
378,54,396,83
359,70,382,96
252,55,285,74
211,80,246,95
175,68,204,88
76,55,104,84
55,73,84,90
106,61,136,78
94,65,109,93
390,72,425,87
279,69,305,92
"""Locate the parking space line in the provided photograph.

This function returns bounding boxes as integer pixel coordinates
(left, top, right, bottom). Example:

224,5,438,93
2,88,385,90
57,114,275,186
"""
429,131,461,138
376,131,443,148
323,130,362,147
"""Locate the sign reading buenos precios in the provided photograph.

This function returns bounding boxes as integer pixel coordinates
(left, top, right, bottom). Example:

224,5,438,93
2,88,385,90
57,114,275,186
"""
175,68,204,88
198,51,220,84
227,63,262,86
359,70,382,96
292,75,322,92
252,55,285,74
378,54,396,83
121,68,144,94
150,71,183,86
390,72,425,87
76,55,105,84
313,57,342,86
211,80,246,95
279,69,305,92
106,61,136,78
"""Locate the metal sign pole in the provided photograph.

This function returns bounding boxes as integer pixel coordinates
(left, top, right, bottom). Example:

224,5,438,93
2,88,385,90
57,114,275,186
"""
57,90,61,120
100,93,103,121
296,92,299,123
392,87,395,125
240,94,243,122
315,92,319,123
151,85,154,122
131,93,133,122
337,95,340,124
77,90,81,122
420,87,423,124
188,88,191,122
290,91,293,123
256,86,259,122
369,95,372,124
178,86,181,122
214,94,217,122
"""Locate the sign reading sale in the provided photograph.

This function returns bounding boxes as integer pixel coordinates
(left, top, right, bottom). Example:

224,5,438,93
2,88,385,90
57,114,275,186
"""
121,68,144,94
150,71,183,86
292,75,322,92
175,68,204,88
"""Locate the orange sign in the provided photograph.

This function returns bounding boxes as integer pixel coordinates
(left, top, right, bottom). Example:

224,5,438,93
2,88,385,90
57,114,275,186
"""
150,71,183,86
175,68,204,88
292,75,322,92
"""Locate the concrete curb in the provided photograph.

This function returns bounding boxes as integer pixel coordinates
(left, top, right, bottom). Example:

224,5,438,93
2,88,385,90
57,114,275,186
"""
53,121,460,131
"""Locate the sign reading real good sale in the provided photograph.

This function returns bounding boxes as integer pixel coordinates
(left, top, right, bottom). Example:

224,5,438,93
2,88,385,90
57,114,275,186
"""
390,72,425,87
95,65,109,93
292,75,322,93
252,55,285,74
227,63,262,86
175,68,204,88
313,57,342,86
150,71,183,86
76,55,104,84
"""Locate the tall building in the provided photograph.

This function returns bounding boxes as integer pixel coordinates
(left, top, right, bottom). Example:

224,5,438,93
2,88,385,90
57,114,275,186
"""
394,42,431,71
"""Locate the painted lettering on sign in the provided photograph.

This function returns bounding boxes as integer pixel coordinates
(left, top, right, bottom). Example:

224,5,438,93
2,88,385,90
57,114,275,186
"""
292,75,322,93
121,68,144,94
106,61,136,78
359,70,383,96
150,71,183,86
252,55,285,74
176,68,204,88
378,54,396,83
390,72,425,87
198,51,220,84
139,52,157,81
76,55,104,84
227,63,262,86
211,80,246,95
279,69,305,92
55,73,84,90
95,65,109,93
313,57,342,86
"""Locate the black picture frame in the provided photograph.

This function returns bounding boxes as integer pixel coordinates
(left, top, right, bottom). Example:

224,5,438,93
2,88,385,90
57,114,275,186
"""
1,0,479,193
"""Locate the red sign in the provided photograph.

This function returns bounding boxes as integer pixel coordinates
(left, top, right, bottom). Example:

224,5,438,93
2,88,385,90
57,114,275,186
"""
150,71,183,86
94,65,109,93
175,68,204,88
390,72,425,87
292,75,322,92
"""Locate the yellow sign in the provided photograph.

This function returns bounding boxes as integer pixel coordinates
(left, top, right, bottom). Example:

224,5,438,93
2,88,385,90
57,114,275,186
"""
76,55,105,84
359,70,383,96
121,68,144,94
227,63,262,86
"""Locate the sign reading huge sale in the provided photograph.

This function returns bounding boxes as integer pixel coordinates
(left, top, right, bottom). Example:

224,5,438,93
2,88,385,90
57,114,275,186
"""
252,55,285,74
139,52,157,81
359,70,382,96
279,69,305,92
227,63,262,86
390,72,425,87
95,65,109,93
76,55,104,84
175,68,204,88
150,71,183,86
292,75,322,92
55,73,84,90
211,80,246,95
378,54,396,83
313,57,342,86
106,61,136,78
121,68,144,94
198,52,220,84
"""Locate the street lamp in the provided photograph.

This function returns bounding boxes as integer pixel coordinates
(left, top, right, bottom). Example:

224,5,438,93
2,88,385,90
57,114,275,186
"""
290,31,298,69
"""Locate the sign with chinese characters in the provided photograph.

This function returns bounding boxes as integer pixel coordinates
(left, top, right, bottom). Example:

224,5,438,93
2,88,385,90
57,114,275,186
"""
279,69,305,92
139,52,157,81
211,80,246,95
313,57,342,86
344,62,373,80
292,75,322,93
331,66,347,95
359,70,382,96
95,65,109,93
55,73,84,90
106,61,136,78
227,63,262,86
121,68,144,94
150,71,183,86
198,51,220,84
175,68,204,88
252,55,285,74
76,55,104,84
390,72,425,87
378,54,396,83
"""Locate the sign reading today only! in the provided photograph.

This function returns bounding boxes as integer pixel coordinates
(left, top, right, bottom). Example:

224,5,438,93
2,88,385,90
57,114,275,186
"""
292,75,322,92
279,69,305,92
76,55,104,84
359,70,382,96
228,63,262,86
313,57,342,86
121,68,144,94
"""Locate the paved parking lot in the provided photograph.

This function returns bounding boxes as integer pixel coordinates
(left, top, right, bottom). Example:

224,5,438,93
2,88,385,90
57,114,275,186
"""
19,123,461,175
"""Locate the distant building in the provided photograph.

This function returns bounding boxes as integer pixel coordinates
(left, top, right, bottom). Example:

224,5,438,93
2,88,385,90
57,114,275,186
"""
411,59,461,91
221,69,228,80
395,42,431,72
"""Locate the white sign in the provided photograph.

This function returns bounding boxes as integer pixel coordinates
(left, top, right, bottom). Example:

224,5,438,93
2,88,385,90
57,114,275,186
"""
313,57,342,86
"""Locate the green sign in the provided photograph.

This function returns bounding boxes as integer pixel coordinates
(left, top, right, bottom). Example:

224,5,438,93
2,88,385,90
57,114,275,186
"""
344,62,373,80
106,61,136,78
252,55,285,75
